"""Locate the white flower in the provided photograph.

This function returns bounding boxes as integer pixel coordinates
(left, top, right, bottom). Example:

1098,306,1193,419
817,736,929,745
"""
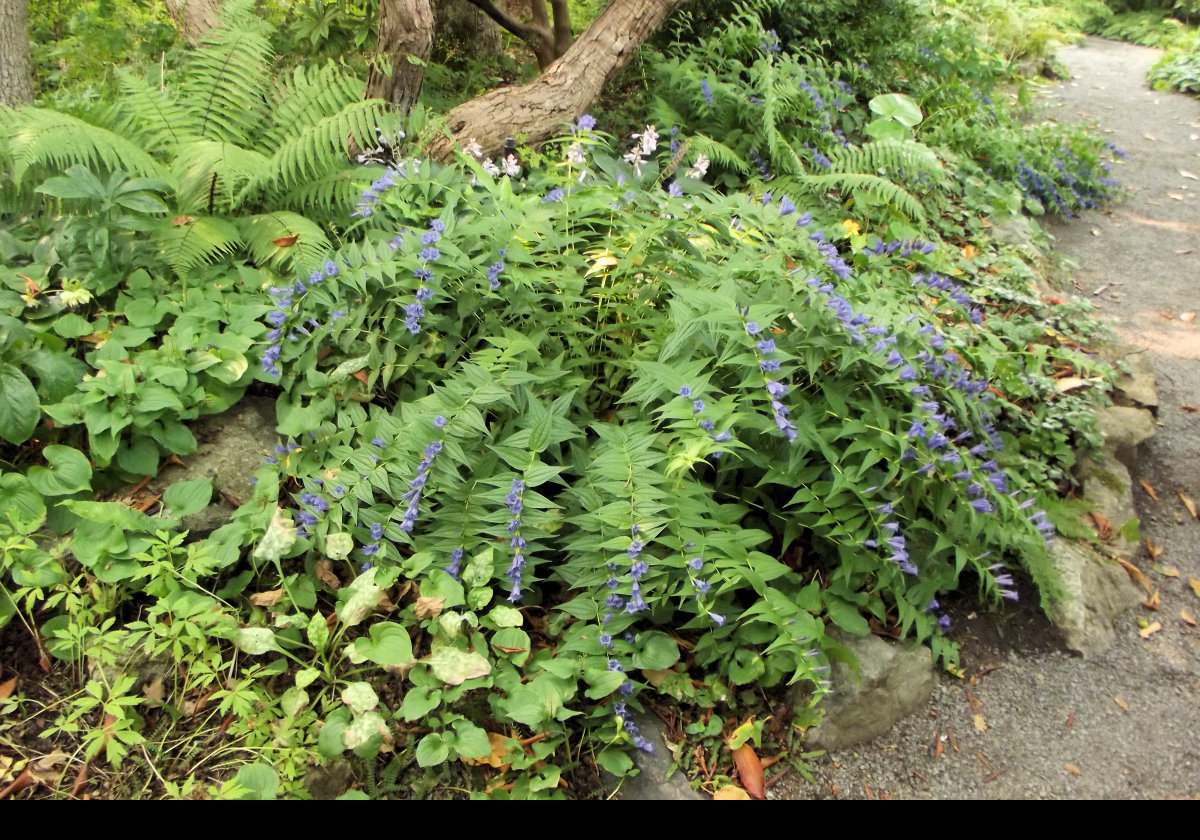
464,138,483,159
482,158,500,177
634,124,659,157
501,155,521,177
566,142,586,167
686,154,710,180
59,287,93,308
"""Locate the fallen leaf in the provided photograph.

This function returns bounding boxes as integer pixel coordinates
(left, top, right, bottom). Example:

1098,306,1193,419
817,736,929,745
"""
1140,480,1159,501
1182,311,1197,322
972,713,988,733
1182,608,1197,627
1160,310,1178,319
1055,376,1088,393
1090,511,1113,539
0,676,16,699
1190,578,1200,597
965,688,984,713
1142,589,1161,611
1167,191,1185,201
172,215,196,226
1145,539,1164,560
934,734,945,759
249,589,284,607
26,752,69,786
731,743,766,800
962,243,979,259
414,596,445,619
1155,564,1181,578
1065,712,1075,730
463,732,512,770
272,234,299,247
1143,132,1157,141
1138,620,1163,639
1181,404,1200,413
1115,696,1130,712
143,677,166,702
314,558,341,590
1065,764,1082,776
1182,170,1199,181
1118,558,1152,592
1180,492,1198,520
713,786,751,800
350,369,369,385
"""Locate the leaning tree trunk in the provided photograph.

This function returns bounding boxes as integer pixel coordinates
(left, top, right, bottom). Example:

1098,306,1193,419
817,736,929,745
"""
367,0,435,118
164,0,223,48
436,0,503,60
427,0,683,162
0,0,34,106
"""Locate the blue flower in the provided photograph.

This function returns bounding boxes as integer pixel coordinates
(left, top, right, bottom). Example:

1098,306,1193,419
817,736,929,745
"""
745,321,760,336
577,114,596,131
668,181,683,198
419,247,440,262
369,522,384,541
434,415,448,428
779,196,796,216
678,385,692,397
542,188,565,203
324,261,339,278
700,79,714,105
692,399,706,414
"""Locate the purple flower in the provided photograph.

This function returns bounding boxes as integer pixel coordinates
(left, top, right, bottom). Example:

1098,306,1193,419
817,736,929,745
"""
745,321,760,336
577,114,596,131
687,557,703,571
692,399,706,414
369,522,384,541
700,79,714,106
542,188,565,203
419,247,440,262
678,385,692,397
446,546,464,578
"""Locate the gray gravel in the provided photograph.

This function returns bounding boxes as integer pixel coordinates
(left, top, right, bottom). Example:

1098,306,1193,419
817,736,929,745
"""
774,38,1200,800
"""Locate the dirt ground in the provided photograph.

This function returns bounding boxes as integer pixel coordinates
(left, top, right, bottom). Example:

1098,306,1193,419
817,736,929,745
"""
775,38,1200,800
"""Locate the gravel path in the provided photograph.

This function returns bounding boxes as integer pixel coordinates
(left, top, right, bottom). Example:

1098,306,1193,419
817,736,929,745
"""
775,38,1200,800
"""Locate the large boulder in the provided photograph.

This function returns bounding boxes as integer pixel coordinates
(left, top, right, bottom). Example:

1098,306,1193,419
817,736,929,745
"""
1047,538,1143,657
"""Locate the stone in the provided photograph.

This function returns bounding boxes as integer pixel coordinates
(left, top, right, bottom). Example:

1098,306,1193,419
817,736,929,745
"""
614,711,702,800
1075,453,1139,560
988,214,1045,261
1093,406,1156,453
799,633,935,750
304,761,355,800
1112,352,1158,409
1047,539,1142,657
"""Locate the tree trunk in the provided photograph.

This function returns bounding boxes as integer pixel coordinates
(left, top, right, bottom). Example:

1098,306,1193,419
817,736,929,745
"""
0,0,34,106
427,0,684,162
367,0,435,117
436,0,503,59
164,0,223,48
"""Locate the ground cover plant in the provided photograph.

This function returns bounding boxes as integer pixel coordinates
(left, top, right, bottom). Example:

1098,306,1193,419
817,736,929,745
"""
0,1,1125,799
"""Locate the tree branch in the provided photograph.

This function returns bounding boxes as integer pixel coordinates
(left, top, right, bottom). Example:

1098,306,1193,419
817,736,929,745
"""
548,0,573,56
462,0,551,48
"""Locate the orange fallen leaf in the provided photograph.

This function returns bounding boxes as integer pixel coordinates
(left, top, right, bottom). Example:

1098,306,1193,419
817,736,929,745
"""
1180,493,1198,520
965,688,984,713
1145,539,1164,560
1140,480,1159,501
1065,764,1082,776
1065,712,1075,730
1160,310,1178,319
1142,589,1161,611
1118,558,1152,592
731,743,765,800
713,786,751,800
272,234,299,247
1190,578,1200,597
1090,511,1113,539
249,589,284,607
0,676,16,700
1138,621,1163,639
1182,608,1197,627
463,732,512,770
1182,404,1200,413
1115,697,1130,712
414,596,445,619
351,369,369,385
962,243,980,259
972,713,988,733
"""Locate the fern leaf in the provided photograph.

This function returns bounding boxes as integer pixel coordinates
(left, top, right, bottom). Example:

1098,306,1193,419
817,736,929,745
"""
172,140,270,214
277,167,368,217
262,63,368,152
0,107,165,186
786,172,928,221
688,134,751,175
153,215,244,279
115,71,197,154
239,211,332,274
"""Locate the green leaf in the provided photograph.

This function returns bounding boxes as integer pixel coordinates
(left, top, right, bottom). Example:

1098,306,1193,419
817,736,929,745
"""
416,733,449,767
487,605,523,628
631,630,680,671
451,720,491,760
150,418,197,455
323,532,354,561
0,364,40,444
426,646,491,686
52,313,93,338
825,597,870,636
596,747,634,776
295,667,321,689
490,627,531,665
115,436,160,476
231,627,282,655
336,568,382,627
11,549,67,588
341,682,379,714
306,611,330,652
137,387,185,414
348,622,414,667
163,477,213,517
62,499,176,531
252,507,297,564
869,93,923,126
233,763,279,800
0,473,46,529
27,445,92,496
583,668,627,700
318,708,351,758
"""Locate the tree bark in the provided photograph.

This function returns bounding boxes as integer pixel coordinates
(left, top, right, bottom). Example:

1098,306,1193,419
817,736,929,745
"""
462,0,570,70
427,0,684,162
436,0,503,60
0,0,34,106
164,0,223,48
367,0,435,117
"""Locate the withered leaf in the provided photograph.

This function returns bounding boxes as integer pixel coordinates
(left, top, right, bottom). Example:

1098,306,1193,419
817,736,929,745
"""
1181,404,1200,413
1190,578,1200,598
249,589,284,607
1138,621,1163,639
314,558,341,590
1167,191,1185,201
1180,492,1198,521
463,732,511,769
1118,558,1153,592
1142,589,1161,611
966,688,984,713
0,676,16,699
414,596,445,619
1115,697,1130,712
1065,764,1082,777
713,786,751,800
972,713,988,733
143,677,166,702
351,369,369,385
1181,608,1197,627
1145,539,1164,560
731,743,765,800
1155,564,1181,578
272,234,299,247
1140,480,1159,501
1090,511,1113,539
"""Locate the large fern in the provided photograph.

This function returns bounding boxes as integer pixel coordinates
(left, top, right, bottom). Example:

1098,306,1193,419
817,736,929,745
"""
0,107,165,187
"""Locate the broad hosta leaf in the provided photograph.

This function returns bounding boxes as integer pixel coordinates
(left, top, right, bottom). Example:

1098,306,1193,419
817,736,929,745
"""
232,763,279,800
0,364,39,444
163,477,213,517
348,622,413,667
253,506,297,563
336,567,382,627
426,646,491,686
0,473,47,529
231,627,282,655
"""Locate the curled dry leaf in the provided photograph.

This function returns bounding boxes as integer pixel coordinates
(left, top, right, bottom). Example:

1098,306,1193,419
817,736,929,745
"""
1138,620,1163,639
1064,764,1082,777
1117,558,1153,592
414,596,445,619
1140,480,1159,501
1180,492,1198,521
1142,589,1161,611
142,677,167,702
1114,697,1130,712
1055,376,1088,393
712,785,752,800
272,234,299,247
1145,539,1164,560
249,589,284,607
1181,608,1197,627
315,558,341,590
731,743,765,800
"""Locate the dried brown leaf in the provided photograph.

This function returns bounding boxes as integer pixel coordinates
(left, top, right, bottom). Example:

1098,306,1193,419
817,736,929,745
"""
1140,480,1159,501
1181,404,1200,413
732,743,765,800
972,713,988,733
1065,764,1082,776
1115,697,1130,712
315,558,341,590
414,596,445,619
272,234,299,247
965,688,984,713
1145,539,1164,560
713,786,751,800
1090,511,1113,539
1181,608,1198,627
1117,558,1153,592
1167,191,1185,201
0,676,16,700
1055,376,1088,393
1142,589,1161,611
1138,620,1163,639
1180,492,1198,521
143,677,166,702
249,589,284,607
463,732,512,770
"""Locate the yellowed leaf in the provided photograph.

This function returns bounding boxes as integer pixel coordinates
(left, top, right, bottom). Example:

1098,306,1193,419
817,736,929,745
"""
0,676,16,700
463,732,512,769
1142,589,1161,611
143,677,166,702
1055,376,1088,393
1167,191,1185,201
1114,696,1130,712
249,589,284,607
1181,608,1197,627
1190,578,1200,598
713,786,752,800
1180,492,1198,521
1140,480,1159,501
642,668,675,688
1145,539,1164,560
1065,763,1082,776
1117,558,1153,593
414,596,445,619
586,254,619,276
1182,311,1197,323
972,713,988,732
1138,620,1163,639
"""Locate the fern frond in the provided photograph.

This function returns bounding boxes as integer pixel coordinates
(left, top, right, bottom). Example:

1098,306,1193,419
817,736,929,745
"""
261,63,369,152
115,71,197,153
172,140,270,214
249,101,393,196
756,60,804,176
152,215,244,279
0,107,165,186
828,140,947,185
240,211,332,274
179,0,274,146
277,167,368,217
785,171,928,221
688,134,751,174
